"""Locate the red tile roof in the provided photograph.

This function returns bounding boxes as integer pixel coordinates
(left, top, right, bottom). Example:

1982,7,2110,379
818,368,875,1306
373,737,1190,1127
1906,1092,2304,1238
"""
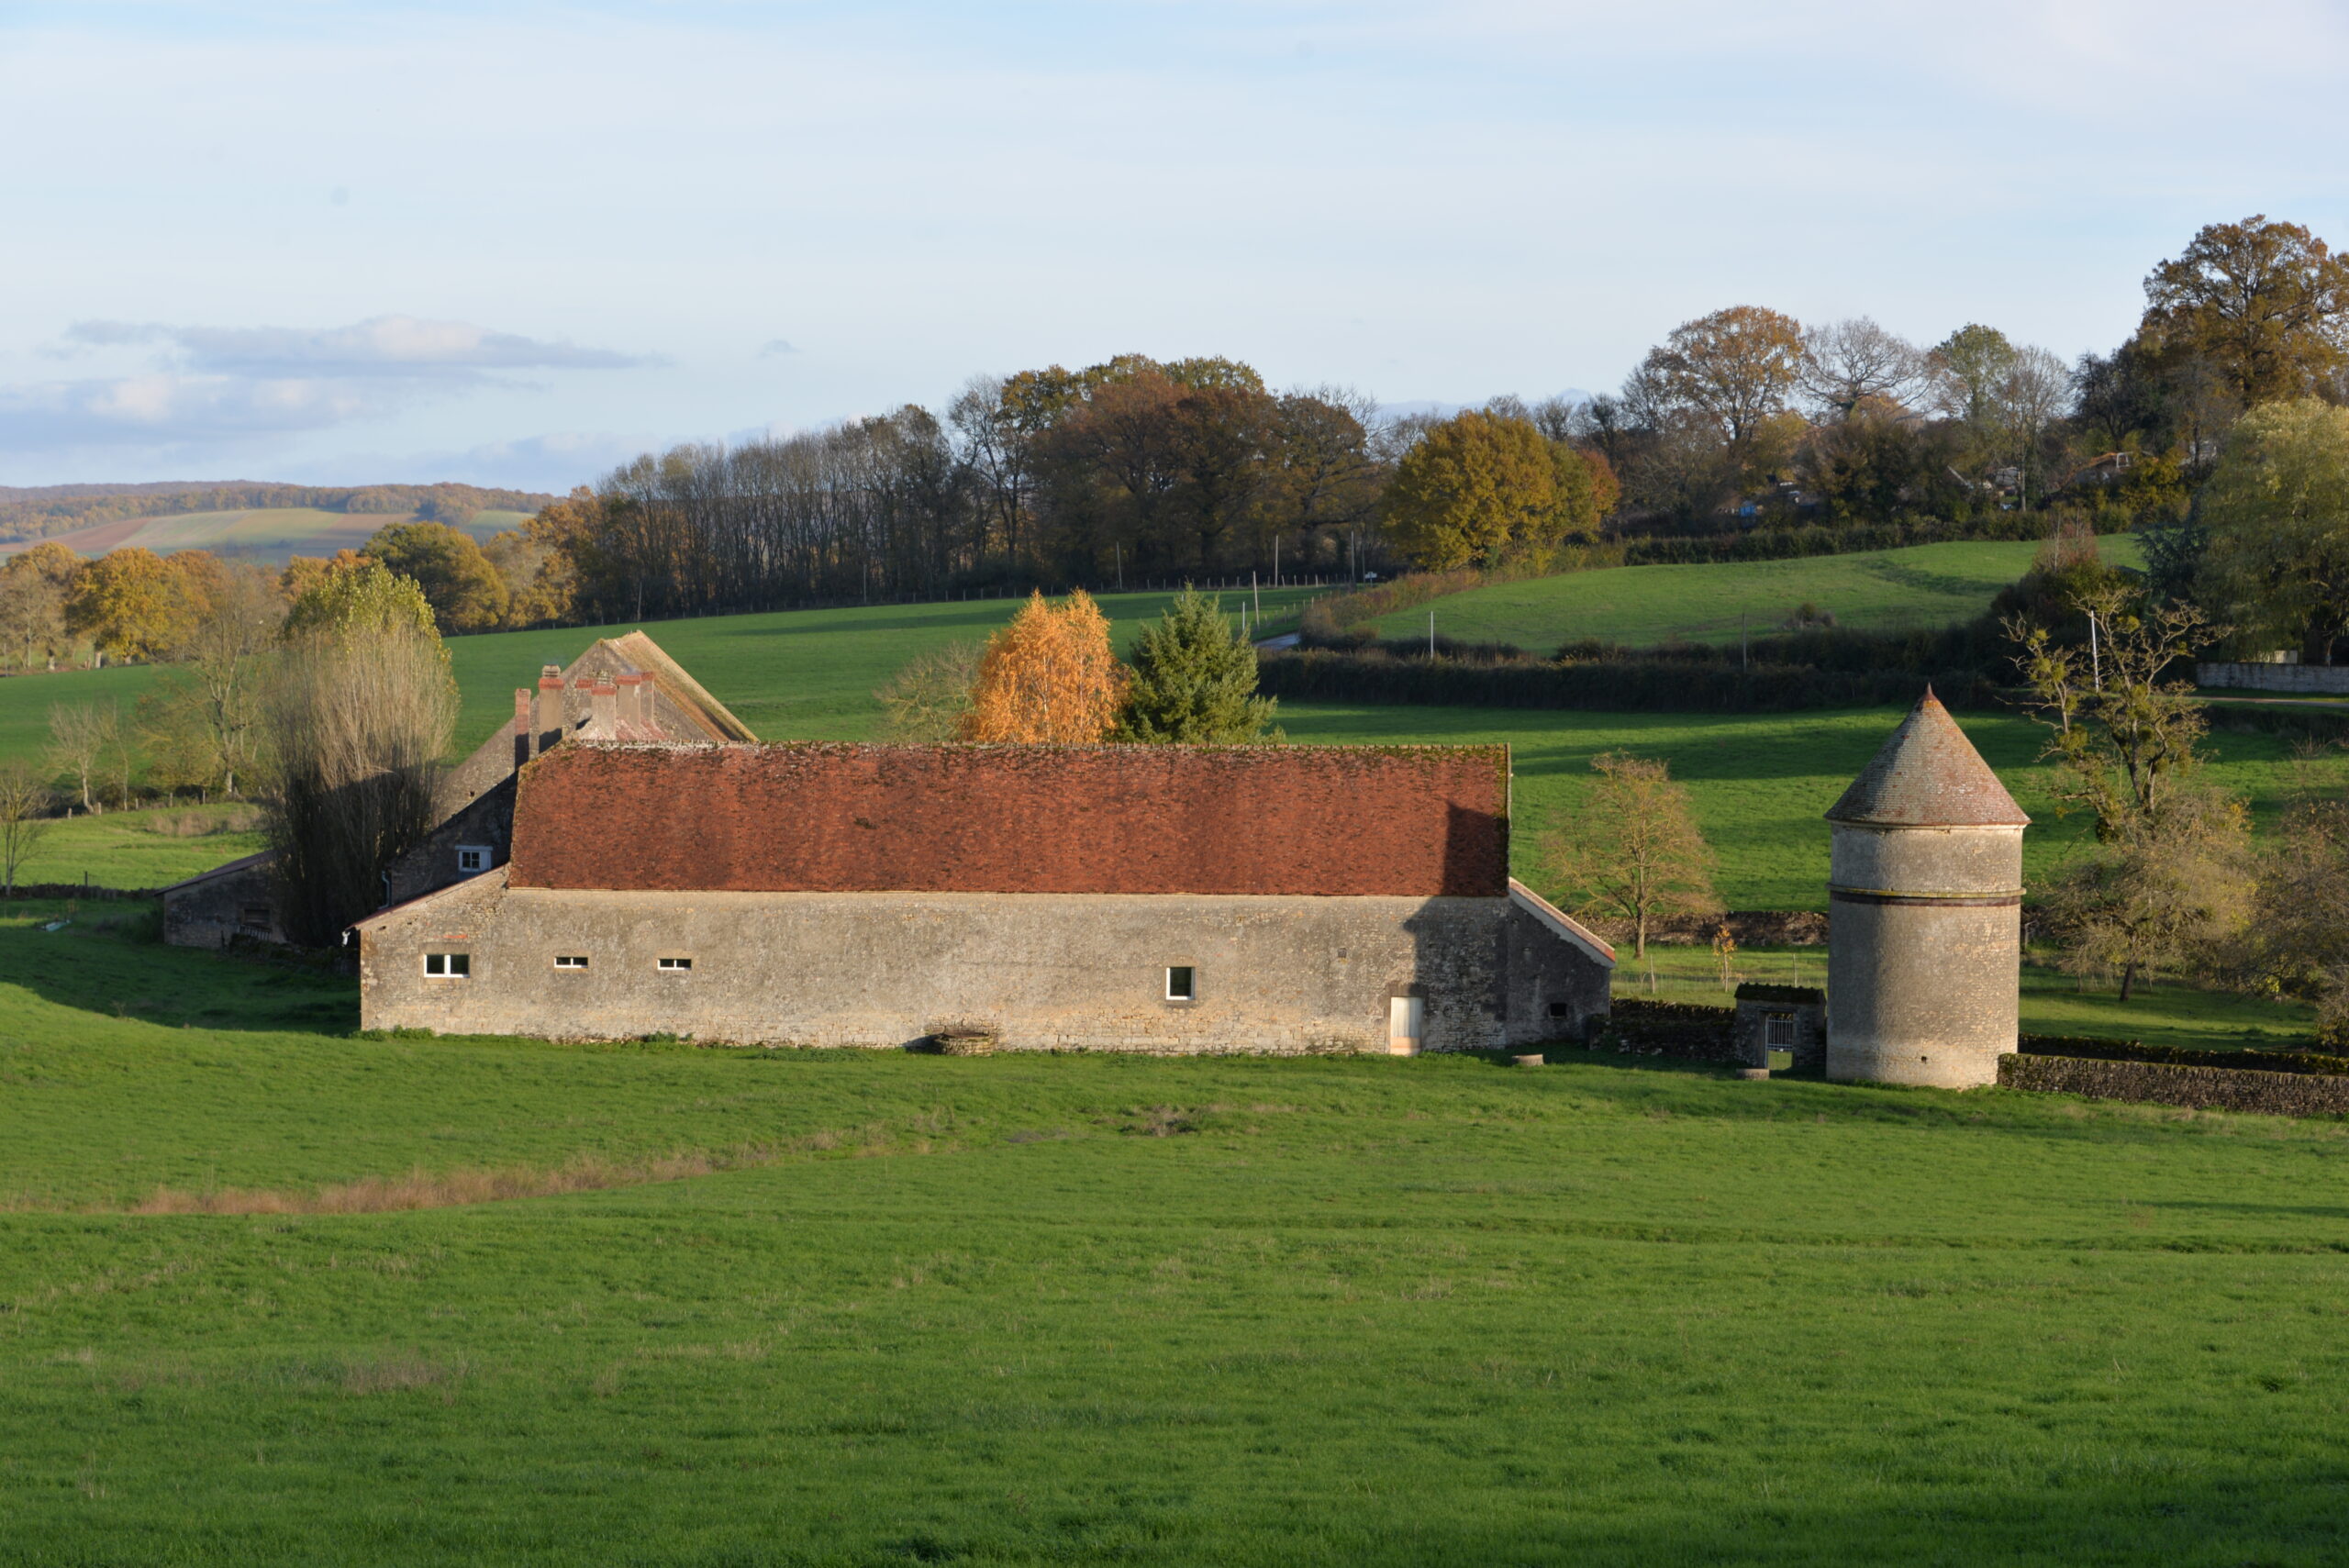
509,742,1510,897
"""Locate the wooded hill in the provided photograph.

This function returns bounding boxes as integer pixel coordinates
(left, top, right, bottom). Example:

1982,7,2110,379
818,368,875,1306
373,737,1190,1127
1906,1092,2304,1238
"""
0,482,556,544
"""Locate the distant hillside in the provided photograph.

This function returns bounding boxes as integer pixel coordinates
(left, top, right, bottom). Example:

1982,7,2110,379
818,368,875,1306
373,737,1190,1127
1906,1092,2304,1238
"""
0,482,557,548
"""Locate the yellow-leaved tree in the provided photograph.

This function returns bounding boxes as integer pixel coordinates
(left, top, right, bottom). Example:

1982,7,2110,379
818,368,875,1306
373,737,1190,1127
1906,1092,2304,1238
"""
960,590,1127,742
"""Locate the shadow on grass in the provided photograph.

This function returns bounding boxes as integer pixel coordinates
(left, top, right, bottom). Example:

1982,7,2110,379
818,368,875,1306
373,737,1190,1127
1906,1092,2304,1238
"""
0,904,357,1035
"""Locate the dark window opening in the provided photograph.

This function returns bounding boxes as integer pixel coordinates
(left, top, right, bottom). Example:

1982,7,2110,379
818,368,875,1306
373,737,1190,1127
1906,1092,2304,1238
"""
554,955,588,971
1165,966,1196,1001
424,952,471,978
1545,1001,1571,1020
658,956,693,972
239,906,273,932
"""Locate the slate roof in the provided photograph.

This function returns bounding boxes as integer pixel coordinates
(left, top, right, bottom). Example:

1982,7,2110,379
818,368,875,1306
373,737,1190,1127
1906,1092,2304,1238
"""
1824,689,2030,828
507,741,1513,898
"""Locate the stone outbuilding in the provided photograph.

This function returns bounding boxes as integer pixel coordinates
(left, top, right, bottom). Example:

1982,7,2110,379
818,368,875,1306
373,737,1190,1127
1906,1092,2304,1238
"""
355,741,1615,1054
1824,690,2029,1088
157,851,282,949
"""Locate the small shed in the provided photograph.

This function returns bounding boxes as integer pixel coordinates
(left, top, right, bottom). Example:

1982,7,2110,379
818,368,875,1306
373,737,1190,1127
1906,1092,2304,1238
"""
1733,983,1824,1073
160,852,283,950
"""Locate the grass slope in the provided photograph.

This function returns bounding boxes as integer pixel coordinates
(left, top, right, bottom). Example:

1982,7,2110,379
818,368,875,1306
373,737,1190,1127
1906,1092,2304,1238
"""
0,506,531,564
1,915,2345,1565
1369,537,2147,650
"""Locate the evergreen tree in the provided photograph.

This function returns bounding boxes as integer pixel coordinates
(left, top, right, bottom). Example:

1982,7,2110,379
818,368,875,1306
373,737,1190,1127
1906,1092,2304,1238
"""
1113,588,1277,743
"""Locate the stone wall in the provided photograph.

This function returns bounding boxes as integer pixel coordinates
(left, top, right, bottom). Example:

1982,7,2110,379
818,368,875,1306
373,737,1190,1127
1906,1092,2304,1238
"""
2196,661,2349,695
359,877,1610,1053
1733,985,1825,1072
1999,1052,2349,1117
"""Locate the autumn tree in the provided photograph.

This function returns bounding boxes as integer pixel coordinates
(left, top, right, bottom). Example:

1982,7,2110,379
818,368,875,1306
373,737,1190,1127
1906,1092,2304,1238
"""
1113,588,1277,743
2139,216,2349,409
363,520,510,632
262,562,455,945
2039,790,2253,1002
1380,410,1564,570
959,590,1126,743
63,547,189,662
2197,399,2349,663
2249,796,2349,1046
0,541,80,670
1542,752,1720,960
1634,305,1807,473
142,561,283,796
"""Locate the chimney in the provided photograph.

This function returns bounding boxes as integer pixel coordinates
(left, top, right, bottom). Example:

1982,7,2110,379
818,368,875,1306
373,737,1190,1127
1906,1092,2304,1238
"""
534,667,565,751
618,672,651,732
513,688,534,768
590,679,618,732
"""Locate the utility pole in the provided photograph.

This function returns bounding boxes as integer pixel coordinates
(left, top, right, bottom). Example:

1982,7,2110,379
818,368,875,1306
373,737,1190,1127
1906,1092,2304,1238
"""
1428,610,1435,657
2087,611,2101,692
1252,570,1261,624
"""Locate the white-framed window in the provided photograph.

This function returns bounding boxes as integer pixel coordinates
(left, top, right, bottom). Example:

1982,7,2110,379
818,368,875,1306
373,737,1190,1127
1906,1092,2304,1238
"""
1164,965,1196,1001
657,956,694,972
456,845,490,873
424,952,471,978
553,955,588,971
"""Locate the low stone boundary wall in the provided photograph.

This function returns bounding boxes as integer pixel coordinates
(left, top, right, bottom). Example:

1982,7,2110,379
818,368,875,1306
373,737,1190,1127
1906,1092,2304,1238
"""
1589,998,1739,1062
2198,661,2349,694
1999,1052,2349,1117
3,884,158,901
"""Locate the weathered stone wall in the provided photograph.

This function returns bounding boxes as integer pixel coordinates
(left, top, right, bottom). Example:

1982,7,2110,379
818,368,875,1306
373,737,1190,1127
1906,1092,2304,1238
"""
387,776,516,907
360,879,1608,1053
161,859,281,949
1733,988,1825,1072
1827,822,2021,1088
2196,661,2349,695
1999,1052,2349,1117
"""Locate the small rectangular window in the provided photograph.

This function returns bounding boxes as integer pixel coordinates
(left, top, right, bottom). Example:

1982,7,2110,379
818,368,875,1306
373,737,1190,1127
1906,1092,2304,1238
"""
658,956,693,972
1164,965,1195,1001
456,845,489,873
239,905,273,931
1546,1000,1571,1020
1765,1013,1796,1047
553,955,588,971
424,952,471,978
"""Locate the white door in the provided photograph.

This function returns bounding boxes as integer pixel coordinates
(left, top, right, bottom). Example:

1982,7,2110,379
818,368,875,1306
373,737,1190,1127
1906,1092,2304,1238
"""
1387,996,1424,1056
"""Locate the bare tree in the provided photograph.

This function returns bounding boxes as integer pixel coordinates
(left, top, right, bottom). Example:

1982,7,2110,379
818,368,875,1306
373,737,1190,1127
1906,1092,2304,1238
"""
1542,752,1720,960
1997,344,2074,506
46,702,117,815
874,640,983,741
165,561,283,795
1797,317,1929,418
262,628,457,946
0,762,54,897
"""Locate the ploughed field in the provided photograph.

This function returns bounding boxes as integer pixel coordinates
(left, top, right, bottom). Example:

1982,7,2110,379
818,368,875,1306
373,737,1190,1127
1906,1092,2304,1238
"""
1363,537,2147,651
4,908,2347,1566
0,506,532,566
0,582,2321,905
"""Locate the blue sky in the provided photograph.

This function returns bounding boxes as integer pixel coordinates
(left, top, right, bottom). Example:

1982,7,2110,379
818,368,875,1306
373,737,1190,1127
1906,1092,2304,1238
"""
3,0,2344,492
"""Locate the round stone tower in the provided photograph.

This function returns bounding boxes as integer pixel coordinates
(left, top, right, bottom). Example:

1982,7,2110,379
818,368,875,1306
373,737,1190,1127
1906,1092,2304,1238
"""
1825,689,2029,1088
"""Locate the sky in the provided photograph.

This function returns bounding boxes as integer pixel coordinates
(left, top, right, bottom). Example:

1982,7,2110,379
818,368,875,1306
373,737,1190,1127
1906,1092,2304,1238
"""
3,0,2345,494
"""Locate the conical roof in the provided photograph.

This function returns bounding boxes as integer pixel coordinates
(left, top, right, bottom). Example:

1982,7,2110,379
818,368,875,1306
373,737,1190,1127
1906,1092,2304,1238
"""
1825,689,2029,828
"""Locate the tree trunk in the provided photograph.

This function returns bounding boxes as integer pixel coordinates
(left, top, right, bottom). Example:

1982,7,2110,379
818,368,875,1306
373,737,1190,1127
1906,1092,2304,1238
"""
2118,959,2138,1003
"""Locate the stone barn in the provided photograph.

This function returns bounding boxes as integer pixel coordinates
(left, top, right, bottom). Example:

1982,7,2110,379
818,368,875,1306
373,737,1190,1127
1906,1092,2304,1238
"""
355,741,1614,1053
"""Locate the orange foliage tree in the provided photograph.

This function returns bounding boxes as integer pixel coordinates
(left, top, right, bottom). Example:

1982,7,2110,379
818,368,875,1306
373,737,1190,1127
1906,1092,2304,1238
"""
959,589,1127,742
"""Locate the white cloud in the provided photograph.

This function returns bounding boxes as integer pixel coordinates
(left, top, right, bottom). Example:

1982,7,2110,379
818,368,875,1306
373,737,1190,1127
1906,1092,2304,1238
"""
61,316,654,377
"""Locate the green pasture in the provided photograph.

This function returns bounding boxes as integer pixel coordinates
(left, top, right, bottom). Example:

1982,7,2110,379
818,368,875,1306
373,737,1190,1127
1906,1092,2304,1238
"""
2,912,2346,1564
9,802,263,890
1368,537,2147,651
1621,943,2318,1052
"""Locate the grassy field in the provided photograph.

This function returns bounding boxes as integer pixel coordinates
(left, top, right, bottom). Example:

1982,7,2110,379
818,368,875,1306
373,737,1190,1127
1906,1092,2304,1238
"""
1368,537,2147,651
1620,942,2318,1052
2,909,2346,1564
9,802,264,890
0,506,531,564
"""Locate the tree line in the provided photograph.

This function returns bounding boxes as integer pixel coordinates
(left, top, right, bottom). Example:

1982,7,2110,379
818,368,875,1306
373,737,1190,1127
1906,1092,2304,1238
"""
0,482,556,545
